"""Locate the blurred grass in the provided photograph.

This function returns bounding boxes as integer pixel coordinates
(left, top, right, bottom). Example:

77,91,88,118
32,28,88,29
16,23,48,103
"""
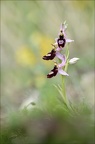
1,1,95,144
1,103,94,144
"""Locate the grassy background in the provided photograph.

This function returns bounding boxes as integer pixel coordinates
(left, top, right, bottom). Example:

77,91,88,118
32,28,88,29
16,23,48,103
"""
1,1,94,144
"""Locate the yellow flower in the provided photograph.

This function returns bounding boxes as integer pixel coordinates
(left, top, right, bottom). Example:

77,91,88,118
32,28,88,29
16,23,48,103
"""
16,46,36,66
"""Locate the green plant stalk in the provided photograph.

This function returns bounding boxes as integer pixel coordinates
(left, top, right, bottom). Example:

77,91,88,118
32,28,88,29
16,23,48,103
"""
62,44,69,101
61,68,68,108
61,44,74,112
57,44,74,113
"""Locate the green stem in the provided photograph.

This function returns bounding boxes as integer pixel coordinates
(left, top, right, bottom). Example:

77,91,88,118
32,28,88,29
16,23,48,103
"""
61,44,69,103
61,44,74,113
57,44,74,113
62,76,74,113
62,76,66,101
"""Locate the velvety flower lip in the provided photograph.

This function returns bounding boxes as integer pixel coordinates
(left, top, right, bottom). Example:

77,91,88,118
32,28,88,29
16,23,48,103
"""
43,46,66,63
42,49,56,60
47,65,58,78
54,23,74,50
57,24,66,48
47,65,69,78
55,38,74,50
42,44,66,61
57,38,66,48
47,57,69,78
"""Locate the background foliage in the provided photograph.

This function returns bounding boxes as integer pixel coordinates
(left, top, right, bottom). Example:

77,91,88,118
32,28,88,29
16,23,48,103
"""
1,0,94,144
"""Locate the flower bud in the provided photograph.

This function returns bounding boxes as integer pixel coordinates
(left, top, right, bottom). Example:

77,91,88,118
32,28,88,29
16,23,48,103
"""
69,58,79,64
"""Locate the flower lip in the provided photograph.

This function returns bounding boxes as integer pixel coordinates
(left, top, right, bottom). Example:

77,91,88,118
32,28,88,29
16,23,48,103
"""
59,35,64,39
47,65,58,78
47,54,68,78
42,49,56,60
47,63,69,78
57,38,66,48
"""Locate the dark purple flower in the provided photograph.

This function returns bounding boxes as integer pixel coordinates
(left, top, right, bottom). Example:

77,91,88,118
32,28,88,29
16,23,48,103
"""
47,55,69,78
57,34,66,48
42,49,56,60
47,65,58,78
54,23,74,50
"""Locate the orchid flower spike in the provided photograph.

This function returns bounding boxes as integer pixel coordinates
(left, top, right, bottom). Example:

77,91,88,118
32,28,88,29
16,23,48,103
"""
42,22,76,78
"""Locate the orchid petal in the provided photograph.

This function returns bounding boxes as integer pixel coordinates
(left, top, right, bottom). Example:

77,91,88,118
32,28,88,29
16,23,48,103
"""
63,21,66,25
58,61,66,68
59,23,67,38
60,22,68,32
64,24,68,31
66,39,74,43
56,47,62,52
60,23,63,31
58,68,69,76
56,52,66,62
63,31,67,38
